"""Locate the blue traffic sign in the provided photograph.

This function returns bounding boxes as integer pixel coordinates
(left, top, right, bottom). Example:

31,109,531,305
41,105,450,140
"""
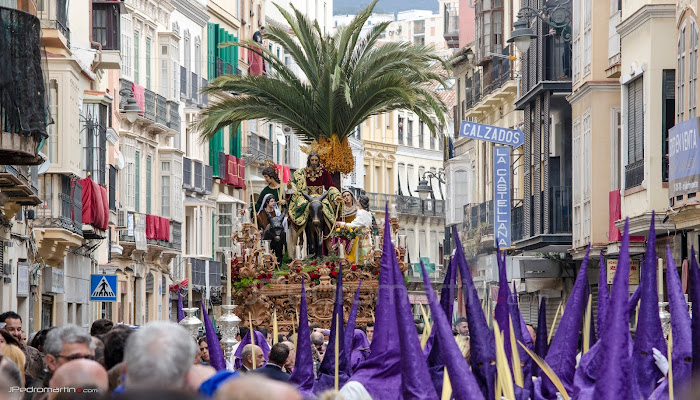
90,274,117,302
459,121,524,148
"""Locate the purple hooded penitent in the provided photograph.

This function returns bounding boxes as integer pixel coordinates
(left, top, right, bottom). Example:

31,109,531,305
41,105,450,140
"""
344,280,363,373
200,300,226,371
512,282,532,400
393,246,438,399
348,204,401,399
420,261,484,400
597,252,609,337
316,266,349,392
453,226,496,400
691,248,700,374
632,214,666,399
177,290,185,322
350,329,370,373
627,285,641,314
541,245,591,399
233,329,270,370
494,246,513,366
666,245,692,384
289,278,315,397
426,256,457,395
593,220,634,400
532,297,548,377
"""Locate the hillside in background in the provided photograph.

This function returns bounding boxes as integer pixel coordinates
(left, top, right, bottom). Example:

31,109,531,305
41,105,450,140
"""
334,0,439,15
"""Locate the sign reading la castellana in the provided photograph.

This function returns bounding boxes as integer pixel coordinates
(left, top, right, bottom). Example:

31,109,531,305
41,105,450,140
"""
460,120,522,247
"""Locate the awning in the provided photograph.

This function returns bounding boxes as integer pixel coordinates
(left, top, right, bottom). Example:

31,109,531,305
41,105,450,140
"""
249,175,266,182
216,192,245,205
276,127,286,145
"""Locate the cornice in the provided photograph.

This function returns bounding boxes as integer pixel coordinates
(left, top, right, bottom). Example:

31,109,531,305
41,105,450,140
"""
617,4,675,39
567,80,621,105
171,0,209,27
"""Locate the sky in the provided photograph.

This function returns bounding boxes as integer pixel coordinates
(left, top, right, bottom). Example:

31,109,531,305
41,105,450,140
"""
333,0,439,15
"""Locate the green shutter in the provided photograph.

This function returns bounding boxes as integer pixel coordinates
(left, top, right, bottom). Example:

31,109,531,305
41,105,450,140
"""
236,125,242,157
209,130,223,176
146,156,152,214
207,23,216,80
229,126,234,156
135,151,140,212
233,36,239,74
134,31,140,83
145,37,151,90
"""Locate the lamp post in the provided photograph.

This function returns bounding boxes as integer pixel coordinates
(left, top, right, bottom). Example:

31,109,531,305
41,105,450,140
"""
415,170,446,201
508,0,572,53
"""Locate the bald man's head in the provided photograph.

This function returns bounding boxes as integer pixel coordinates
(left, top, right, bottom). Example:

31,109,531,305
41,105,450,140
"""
215,375,301,400
49,359,108,398
310,332,324,346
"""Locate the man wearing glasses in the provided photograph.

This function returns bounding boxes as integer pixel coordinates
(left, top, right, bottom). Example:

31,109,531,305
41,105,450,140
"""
43,324,96,382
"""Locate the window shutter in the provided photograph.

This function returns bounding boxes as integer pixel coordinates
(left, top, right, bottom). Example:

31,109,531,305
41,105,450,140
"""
233,35,239,73
146,155,152,214
209,130,223,177
135,151,141,212
207,23,216,80
134,31,140,84
634,78,644,162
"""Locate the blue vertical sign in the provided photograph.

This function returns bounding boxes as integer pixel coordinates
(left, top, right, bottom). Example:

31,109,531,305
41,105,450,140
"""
494,146,511,247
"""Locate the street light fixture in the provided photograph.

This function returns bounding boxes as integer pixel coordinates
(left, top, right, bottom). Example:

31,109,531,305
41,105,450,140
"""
415,170,446,201
119,89,141,123
508,0,572,53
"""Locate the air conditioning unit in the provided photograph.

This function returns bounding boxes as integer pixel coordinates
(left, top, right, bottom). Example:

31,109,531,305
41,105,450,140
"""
283,126,292,133
117,208,127,229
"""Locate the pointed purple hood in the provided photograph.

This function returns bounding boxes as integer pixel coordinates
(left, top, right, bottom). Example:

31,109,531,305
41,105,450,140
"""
691,248,700,375
177,291,185,322
511,282,532,400
421,261,484,400
666,245,692,384
494,247,514,366
393,247,438,399
453,226,496,400
316,266,349,392
349,204,401,399
593,220,634,400
541,245,591,398
627,285,641,314
532,297,548,377
200,300,226,371
597,252,609,337
426,256,457,395
233,329,270,370
632,214,666,399
289,278,316,397
344,280,363,373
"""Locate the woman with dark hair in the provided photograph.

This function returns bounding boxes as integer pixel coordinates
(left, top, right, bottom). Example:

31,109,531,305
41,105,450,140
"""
253,166,285,215
0,330,20,350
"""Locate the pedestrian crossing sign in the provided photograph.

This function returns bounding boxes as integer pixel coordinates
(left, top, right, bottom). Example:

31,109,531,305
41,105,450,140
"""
90,274,117,302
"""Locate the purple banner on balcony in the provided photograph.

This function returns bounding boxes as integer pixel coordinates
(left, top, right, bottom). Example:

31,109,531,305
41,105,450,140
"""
494,146,511,247
669,117,700,198
459,121,524,148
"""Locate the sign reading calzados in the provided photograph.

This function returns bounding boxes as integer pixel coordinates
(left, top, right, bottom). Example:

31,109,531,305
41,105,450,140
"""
668,117,700,198
460,121,525,148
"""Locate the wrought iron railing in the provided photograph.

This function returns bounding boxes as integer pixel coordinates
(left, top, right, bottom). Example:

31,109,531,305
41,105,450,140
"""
156,94,167,125
36,175,82,236
216,57,223,78
144,89,156,121
365,192,446,217
167,101,180,132
624,159,644,190
38,0,70,47
171,221,182,247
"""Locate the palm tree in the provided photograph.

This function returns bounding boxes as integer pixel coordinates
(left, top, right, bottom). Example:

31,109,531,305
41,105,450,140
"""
197,0,449,176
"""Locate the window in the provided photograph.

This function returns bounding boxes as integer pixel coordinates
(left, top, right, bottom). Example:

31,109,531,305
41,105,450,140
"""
572,118,581,246
161,162,170,218
475,0,503,61
122,140,136,210
218,203,234,249
690,22,699,118
430,126,436,150
83,103,108,186
572,0,580,83
92,3,120,51
146,155,152,214
48,79,58,163
625,77,644,189
407,119,413,146
679,25,686,122
610,108,621,190
135,151,141,212
662,70,676,183
121,15,132,77
583,0,592,76
398,116,404,144
146,37,152,90
134,30,140,84
161,43,169,97
582,112,591,244
171,40,179,99
109,165,117,211
184,31,190,97
172,159,183,221
419,121,425,148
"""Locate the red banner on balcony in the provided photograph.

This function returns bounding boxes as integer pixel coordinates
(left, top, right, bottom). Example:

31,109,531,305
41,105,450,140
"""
146,214,157,239
146,215,170,241
609,190,645,242
79,177,109,231
249,45,264,76
131,83,145,115
226,155,239,187
159,217,170,241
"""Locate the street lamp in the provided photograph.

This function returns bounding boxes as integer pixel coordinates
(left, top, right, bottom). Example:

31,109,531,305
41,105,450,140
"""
119,89,141,123
415,170,446,200
508,0,572,53
415,179,432,201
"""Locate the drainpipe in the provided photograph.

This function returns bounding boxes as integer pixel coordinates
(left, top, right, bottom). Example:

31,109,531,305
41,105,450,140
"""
88,0,102,88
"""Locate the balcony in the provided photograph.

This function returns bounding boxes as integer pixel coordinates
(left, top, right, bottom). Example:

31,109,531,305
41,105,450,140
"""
606,10,622,78
365,193,445,217
144,89,156,121
204,165,213,193
167,101,180,132
91,1,122,69
516,186,572,251
118,212,182,262
215,57,224,78
201,78,208,106
182,157,192,189
0,6,48,165
35,174,83,265
246,134,274,161
180,66,187,98
443,4,459,49
190,72,199,104
156,94,167,126
624,159,644,190
38,0,70,49
0,165,41,207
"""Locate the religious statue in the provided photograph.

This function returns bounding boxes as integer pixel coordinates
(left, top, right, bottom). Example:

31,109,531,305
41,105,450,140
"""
287,152,341,258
